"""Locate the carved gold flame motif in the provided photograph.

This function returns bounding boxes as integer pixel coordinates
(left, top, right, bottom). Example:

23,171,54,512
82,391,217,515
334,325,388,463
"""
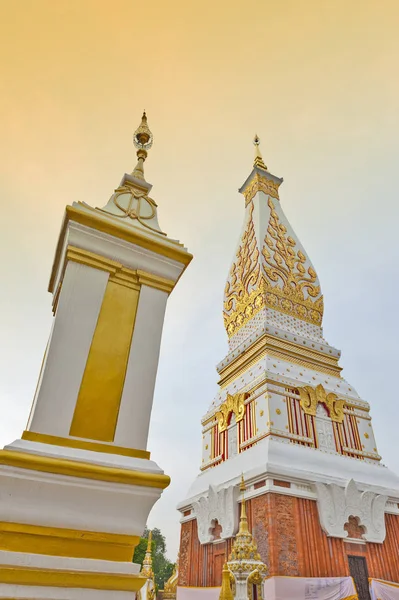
223,198,324,337
216,393,246,432
298,384,345,423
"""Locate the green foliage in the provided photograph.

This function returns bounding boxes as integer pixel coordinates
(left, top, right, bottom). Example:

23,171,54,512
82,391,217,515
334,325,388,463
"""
133,526,175,591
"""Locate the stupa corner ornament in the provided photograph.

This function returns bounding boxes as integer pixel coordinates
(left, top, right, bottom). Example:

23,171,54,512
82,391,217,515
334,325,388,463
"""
192,484,240,544
316,479,388,543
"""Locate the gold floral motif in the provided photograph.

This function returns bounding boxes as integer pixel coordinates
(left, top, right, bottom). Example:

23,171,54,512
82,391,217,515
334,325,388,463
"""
216,393,246,432
297,384,345,423
223,198,324,337
243,173,281,206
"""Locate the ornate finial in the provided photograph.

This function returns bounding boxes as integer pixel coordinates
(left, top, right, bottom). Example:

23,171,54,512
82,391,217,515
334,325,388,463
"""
238,475,248,534
219,564,234,600
141,530,154,579
253,134,268,170
132,111,154,181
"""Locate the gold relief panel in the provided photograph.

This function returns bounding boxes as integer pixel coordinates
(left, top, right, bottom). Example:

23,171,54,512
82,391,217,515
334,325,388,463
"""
223,198,323,338
216,393,246,432
242,172,281,205
298,383,345,423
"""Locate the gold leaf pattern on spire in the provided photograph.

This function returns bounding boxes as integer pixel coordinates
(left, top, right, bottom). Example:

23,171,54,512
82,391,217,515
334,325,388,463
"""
224,202,262,333
223,198,324,338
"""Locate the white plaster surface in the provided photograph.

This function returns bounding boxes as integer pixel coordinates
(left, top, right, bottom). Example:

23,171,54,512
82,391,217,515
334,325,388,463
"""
179,436,399,507
28,261,109,437
115,284,168,449
0,462,163,535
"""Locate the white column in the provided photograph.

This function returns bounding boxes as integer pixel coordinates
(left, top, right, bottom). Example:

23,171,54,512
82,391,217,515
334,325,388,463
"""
114,284,168,449
27,261,109,437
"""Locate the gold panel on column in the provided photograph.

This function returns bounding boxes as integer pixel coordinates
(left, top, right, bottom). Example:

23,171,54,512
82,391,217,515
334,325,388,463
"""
70,279,139,442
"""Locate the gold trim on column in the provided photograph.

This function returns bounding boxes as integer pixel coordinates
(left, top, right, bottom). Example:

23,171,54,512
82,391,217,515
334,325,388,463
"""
69,279,140,442
48,205,192,293
21,431,150,460
0,522,139,562
66,246,121,274
0,450,170,489
0,564,145,592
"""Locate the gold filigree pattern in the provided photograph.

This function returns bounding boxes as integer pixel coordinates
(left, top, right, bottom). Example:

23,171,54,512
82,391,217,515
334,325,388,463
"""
223,197,324,337
243,173,281,206
298,384,345,423
216,393,246,432
99,183,166,235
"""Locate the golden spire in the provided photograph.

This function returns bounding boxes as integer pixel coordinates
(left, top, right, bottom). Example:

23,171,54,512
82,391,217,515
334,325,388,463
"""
141,530,154,579
253,134,268,170
219,563,234,600
238,474,249,534
132,111,153,181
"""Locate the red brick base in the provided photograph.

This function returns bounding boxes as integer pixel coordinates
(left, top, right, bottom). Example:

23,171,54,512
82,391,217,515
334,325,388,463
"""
178,493,399,586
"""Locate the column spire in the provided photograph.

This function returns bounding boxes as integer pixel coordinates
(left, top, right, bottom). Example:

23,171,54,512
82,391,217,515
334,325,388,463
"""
132,111,153,181
141,530,154,579
219,563,234,600
253,134,268,170
238,474,248,534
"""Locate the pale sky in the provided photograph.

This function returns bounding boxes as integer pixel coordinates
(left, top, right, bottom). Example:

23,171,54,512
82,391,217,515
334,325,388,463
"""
1,0,399,560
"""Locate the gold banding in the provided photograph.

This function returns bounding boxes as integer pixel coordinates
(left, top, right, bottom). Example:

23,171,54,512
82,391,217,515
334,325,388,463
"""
216,393,246,432
217,333,341,388
66,246,121,274
0,450,170,489
297,383,345,423
0,564,145,592
21,431,150,460
70,278,139,442
66,246,175,293
0,522,139,562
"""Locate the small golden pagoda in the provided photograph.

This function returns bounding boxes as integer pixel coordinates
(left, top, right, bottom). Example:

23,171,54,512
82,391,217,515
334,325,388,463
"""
139,531,156,600
227,477,267,600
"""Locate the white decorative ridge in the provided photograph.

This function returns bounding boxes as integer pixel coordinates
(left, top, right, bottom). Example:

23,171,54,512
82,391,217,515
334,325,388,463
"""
316,479,388,543
192,484,239,544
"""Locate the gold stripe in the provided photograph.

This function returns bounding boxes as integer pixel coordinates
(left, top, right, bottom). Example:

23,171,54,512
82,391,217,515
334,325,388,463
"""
0,450,170,489
70,279,140,442
0,564,145,592
49,205,192,293
0,522,139,562
22,431,150,460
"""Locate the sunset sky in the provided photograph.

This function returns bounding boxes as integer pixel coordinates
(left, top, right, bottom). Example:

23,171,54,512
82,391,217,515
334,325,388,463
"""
1,0,399,559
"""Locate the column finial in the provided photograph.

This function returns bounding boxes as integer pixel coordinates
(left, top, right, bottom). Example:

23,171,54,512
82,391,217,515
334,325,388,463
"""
132,111,153,180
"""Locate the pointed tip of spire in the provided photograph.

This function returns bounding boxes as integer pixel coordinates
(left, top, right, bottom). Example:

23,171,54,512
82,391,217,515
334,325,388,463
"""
240,473,246,492
253,134,268,170
131,111,153,180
